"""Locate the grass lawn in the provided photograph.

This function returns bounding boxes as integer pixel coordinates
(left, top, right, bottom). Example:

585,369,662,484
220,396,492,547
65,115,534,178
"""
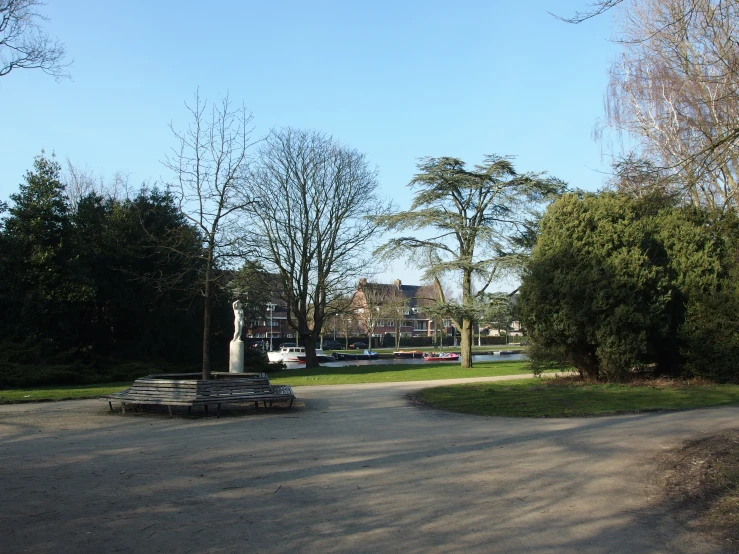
416,377,739,417
0,382,132,403
268,360,534,386
0,361,537,402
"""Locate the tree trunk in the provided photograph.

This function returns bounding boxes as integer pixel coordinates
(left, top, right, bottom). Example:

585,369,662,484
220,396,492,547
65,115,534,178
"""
395,320,400,350
460,268,473,368
303,331,318,368
460,318,473,368
201,263,212,381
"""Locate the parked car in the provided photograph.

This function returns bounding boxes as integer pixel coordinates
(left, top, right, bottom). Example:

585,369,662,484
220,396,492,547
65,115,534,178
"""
349,341,367,350
318,340,343,350
250,340,268,350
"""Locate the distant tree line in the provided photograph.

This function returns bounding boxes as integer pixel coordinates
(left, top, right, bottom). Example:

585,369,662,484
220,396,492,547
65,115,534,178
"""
1,90,388,384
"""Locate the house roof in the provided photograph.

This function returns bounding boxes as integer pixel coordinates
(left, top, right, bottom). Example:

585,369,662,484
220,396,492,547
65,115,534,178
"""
356,278,438,309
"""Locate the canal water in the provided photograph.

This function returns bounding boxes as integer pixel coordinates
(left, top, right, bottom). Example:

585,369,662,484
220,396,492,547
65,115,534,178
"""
316,352,529,368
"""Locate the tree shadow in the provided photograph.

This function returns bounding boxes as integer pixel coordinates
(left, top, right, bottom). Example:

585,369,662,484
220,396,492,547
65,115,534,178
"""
1,394,736,553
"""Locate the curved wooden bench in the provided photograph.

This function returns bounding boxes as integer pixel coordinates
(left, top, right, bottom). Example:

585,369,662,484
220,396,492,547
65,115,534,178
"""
105,373,294,417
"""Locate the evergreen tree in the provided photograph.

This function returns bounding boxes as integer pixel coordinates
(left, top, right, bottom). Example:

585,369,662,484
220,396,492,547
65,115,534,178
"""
375,155,563,367
0,152,92,349
519,192,732,380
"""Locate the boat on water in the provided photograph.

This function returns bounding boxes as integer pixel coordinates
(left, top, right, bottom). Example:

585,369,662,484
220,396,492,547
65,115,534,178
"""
332,350,379,361
393,350,425,359
267,346,333,363
423,352,460,362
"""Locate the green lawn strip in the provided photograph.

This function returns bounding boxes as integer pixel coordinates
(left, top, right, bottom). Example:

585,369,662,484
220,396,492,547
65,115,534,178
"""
416,378,739,417
0,360,536,401
269,360,534,386
0,382,132,403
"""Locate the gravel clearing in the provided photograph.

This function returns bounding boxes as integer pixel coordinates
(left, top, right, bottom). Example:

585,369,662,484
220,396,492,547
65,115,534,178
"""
1,377,738,553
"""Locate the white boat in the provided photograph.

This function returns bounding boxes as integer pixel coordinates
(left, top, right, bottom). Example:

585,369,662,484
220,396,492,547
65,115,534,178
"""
267,346,333,363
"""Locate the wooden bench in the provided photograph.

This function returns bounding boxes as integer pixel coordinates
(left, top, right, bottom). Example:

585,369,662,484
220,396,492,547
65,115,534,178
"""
104,373,295,417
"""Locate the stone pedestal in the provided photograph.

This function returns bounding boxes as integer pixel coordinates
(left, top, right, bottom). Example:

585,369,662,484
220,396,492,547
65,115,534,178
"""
229,340,244,373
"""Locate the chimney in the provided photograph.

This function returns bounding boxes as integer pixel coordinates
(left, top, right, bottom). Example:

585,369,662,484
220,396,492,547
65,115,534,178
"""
394,279,402,290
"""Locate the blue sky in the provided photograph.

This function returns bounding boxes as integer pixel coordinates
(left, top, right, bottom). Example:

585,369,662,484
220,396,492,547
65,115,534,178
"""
1,0,619,287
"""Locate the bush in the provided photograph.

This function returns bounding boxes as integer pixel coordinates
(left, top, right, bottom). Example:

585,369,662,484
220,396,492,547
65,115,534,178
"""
680,292,739,383
519,193,733,381
0,339,58,365
398,336,434,347
0,361,93,388
476,336,507,346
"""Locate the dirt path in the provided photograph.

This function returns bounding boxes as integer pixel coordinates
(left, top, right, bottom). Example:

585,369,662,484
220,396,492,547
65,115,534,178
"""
1,377,737,553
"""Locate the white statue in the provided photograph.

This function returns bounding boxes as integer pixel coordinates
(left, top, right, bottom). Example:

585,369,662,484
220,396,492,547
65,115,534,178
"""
232,300,245,342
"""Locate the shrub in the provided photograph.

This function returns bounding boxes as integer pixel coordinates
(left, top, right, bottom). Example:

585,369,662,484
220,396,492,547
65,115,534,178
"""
519,193,733,381
680,292,739,383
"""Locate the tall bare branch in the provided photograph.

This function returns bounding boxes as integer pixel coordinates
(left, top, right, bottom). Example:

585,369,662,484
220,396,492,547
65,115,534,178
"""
0,0,69,80
242,128,390,367
161,91,257,379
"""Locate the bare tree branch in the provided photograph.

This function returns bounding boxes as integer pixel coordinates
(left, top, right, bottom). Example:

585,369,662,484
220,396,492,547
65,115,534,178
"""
242,128,391,367
598,0,739,210
553,0,623,24
0,0,70,80
161,90,257,379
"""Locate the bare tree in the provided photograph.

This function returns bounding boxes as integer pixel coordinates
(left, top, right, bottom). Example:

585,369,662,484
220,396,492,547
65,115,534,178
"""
63,160,132,210
336,313,356,350
555,0,624,23
598,0,739,210
383,286,409,351
162,91,256,379
322,294,354,347
244,128,389,368
352,279,394,350
566,0,739,209
415,280,450,348
1,0,69,79
604,152,678,199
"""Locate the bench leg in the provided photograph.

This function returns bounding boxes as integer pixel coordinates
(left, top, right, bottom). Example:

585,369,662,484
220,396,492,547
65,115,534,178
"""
122,403,126,415
216,404,221,418
254,402,259,410
187,406,192,416
204,405,209,415
289,399,294,408
108,401,113,412
167,406,173,418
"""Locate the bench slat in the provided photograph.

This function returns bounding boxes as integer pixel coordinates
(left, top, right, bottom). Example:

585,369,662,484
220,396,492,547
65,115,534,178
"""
105,375,294,416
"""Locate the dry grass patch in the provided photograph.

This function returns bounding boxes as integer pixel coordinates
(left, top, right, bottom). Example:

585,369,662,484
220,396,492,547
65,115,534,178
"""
657,430,739,552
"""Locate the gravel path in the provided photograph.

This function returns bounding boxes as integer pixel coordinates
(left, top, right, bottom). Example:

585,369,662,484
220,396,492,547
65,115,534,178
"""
1,376,737,553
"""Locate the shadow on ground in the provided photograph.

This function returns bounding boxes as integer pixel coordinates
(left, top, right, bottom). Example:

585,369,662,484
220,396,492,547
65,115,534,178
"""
1,385,737,553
